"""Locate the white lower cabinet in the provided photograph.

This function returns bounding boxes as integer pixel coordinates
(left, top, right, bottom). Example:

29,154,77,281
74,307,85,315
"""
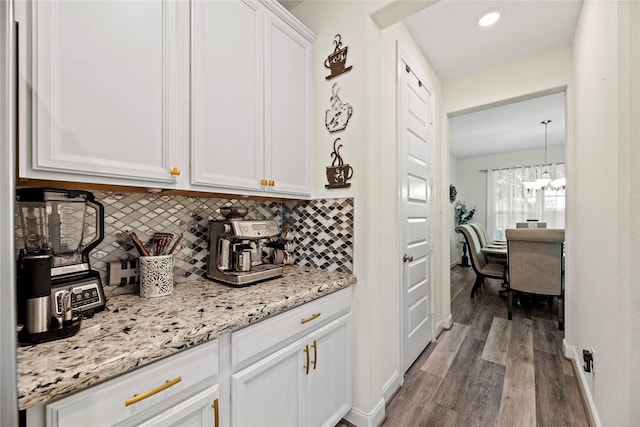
27,289,352,427
129,385,220,427
230,289,352,427
43,340,219,427
231,338,307,426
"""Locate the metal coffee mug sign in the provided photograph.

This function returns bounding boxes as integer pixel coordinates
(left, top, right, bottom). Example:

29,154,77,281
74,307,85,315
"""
325,138,353,189
325,34,352,80
325,83,353,133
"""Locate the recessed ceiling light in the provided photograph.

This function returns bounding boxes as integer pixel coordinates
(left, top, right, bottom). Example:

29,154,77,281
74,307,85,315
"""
478,10,501,27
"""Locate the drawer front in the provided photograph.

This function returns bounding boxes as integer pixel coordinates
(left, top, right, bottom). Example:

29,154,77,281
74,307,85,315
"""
231,287,351,368
46,339,218,427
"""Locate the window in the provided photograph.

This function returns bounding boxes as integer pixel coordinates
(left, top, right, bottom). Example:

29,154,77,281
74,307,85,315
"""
487,164,565,240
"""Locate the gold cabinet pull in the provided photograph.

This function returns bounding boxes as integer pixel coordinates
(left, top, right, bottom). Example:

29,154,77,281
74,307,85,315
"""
268,180,275,187
211,398,219,427
125,376,182,406
311,340,317,370
301,312,321,324
260,179,267,186
169,167,181,176
303,344,310,375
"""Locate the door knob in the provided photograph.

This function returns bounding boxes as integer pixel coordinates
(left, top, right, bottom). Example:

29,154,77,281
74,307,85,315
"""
169,167,180,176
403,254,413,263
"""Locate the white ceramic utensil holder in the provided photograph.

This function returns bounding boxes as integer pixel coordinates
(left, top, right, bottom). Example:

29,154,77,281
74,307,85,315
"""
139,255,174,298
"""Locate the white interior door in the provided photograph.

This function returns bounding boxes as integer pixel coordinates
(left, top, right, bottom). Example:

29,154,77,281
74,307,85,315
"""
398,50,434,374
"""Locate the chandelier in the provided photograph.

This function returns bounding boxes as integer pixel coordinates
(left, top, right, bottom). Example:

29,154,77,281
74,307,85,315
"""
523,119,565,191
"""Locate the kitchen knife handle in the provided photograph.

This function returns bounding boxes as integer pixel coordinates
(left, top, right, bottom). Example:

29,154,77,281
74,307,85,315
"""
125,376,182,406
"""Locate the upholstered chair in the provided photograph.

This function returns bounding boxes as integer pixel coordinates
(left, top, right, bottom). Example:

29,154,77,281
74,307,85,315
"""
455,224,507,298
505,228,565,330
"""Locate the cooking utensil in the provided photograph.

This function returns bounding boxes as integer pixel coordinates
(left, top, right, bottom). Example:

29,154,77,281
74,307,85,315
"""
168,233,183,255
152,233,173,256
130,232,150,256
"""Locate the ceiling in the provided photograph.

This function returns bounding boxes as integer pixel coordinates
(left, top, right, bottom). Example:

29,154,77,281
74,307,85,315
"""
448,92,565,159
280,0,583,159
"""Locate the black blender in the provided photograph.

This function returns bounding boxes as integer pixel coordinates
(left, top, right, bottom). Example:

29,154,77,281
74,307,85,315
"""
16,188,107,343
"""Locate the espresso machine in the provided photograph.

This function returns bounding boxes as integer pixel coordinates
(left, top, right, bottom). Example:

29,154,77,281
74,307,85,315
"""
207,207,283,286
16,188,107,340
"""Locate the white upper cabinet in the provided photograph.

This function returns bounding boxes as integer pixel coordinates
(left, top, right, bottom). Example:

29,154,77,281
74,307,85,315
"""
16,0,314,197
191,0,314,197
16,0,190,187
264,9,312,196
191,0,265,192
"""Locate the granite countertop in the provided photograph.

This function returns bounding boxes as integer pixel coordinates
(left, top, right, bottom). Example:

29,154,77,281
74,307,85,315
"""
17,266,356,411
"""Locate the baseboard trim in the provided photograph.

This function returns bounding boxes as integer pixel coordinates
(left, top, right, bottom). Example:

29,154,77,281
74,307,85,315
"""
344,398,386,427
437,313,453,331
563,339,601,427
382,371,402,403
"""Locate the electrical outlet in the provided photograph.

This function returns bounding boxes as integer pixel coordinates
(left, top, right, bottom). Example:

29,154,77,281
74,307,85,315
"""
107,259,139,286
583,348,594,373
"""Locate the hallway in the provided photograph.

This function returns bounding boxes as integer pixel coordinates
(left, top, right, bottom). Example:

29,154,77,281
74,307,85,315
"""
381,266,589,426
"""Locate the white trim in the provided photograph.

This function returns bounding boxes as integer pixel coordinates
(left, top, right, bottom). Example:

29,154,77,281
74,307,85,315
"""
0,0,18,424
344,398,386,427
382,371,402,403
562,339,601,427
436,313,453,334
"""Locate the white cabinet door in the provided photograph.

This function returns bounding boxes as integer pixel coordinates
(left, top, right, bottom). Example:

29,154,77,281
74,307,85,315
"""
191,0,264,192
133,385,219,427
264,10,312,196
16,0,189,186
306,314,352,427
231,338,306,427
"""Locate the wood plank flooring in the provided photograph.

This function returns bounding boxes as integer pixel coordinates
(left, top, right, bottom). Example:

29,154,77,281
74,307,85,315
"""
380,266,589,427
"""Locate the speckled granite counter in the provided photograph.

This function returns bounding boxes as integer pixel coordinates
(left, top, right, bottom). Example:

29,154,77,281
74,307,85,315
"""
17,266,356,411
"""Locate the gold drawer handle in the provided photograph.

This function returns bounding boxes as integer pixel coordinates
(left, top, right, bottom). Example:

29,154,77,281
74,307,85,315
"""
169,167,181,176
260,179,267,186
125,376,182,406
301,312,321,324
268,180,275,187
211,398,219,427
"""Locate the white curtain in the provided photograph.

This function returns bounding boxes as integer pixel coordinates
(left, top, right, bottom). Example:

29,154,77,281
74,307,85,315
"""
487,163,565,240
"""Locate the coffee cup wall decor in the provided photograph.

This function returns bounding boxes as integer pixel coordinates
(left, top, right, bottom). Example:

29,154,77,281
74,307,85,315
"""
325,34,352,80
325,138,353,189
325,83,353,133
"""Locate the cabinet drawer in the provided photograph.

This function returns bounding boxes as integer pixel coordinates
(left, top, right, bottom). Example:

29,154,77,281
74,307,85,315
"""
46,339,218,427
231,288,351,368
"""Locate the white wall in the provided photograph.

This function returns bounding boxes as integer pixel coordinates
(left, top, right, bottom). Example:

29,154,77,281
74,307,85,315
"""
291,1,445,422
569,1,640,424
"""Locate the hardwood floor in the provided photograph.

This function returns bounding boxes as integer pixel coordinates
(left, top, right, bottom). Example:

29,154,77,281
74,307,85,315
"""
380,265,589,427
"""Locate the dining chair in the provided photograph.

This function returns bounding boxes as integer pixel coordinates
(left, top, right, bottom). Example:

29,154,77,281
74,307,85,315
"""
470,223,506,246
505,228,565,330
456,224,507,298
